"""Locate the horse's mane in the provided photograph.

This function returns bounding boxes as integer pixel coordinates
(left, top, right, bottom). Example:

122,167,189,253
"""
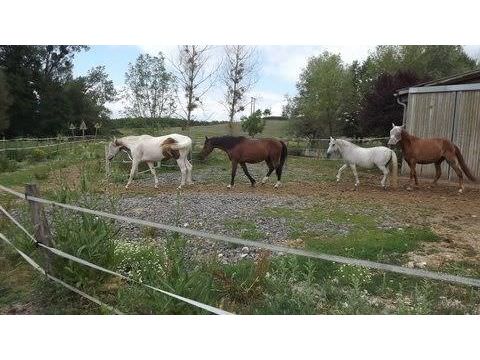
336,138,360,149
210,136,247,150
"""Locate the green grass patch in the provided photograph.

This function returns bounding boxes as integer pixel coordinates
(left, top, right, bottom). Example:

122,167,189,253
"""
224,219,265,241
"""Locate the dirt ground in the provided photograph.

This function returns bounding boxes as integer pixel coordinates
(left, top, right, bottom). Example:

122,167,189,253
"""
47,158,480,270
96,173,479,270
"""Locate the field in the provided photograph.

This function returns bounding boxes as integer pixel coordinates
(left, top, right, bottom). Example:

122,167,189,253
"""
1,123,479,314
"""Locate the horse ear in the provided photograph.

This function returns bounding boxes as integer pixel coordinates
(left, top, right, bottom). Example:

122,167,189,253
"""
401,124,406,128
392,123,396,128
330,136,334,141
205,136,209,141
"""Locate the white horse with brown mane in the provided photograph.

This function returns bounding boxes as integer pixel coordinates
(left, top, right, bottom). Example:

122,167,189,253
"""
326,137,398,190
107,134,193,189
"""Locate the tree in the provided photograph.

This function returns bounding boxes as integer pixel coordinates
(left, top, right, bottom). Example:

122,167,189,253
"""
173,46,218,128
0,45,115,137
291,51,352,138
65,65,117,130
0,68,12,134
358,70,424,136
220,46,257,132
241,109,265,137
124,52,176,119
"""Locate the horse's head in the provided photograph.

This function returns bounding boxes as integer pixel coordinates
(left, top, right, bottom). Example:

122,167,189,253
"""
107,137,121,161
388,123,404,146
326,137,338,158
199,136,214,160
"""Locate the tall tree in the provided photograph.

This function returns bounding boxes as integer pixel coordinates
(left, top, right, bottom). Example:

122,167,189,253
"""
359,70,424,136
124,52,176,119
220,46,257,132
292,51,351,138
0,68,12,134
172,45,218,128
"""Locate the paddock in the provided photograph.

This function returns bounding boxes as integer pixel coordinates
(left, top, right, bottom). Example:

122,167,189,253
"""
1,139,479,314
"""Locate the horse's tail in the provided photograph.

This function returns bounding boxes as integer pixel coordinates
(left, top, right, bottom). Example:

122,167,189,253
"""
279,141,288,170
455,145,477,182
390,149,398,189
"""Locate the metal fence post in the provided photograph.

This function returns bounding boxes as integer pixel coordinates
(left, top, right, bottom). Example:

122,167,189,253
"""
25,183,53,273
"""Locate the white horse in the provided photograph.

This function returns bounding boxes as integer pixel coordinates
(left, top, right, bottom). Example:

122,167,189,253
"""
326,137,398,189
107,134,193,189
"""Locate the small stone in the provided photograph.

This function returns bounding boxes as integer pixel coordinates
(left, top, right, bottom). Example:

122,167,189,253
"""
472,215,477,218
217,253,223,258
241,246,249,253
240,253,248,259
183,223,188,227
416,261,427,269
406,261,415,268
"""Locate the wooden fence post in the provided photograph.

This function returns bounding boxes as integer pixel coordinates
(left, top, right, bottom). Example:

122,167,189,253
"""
25,184,53,273
105,144,110,178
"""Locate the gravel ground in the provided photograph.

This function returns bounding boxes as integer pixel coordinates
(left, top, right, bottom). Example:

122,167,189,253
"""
115,191,315,263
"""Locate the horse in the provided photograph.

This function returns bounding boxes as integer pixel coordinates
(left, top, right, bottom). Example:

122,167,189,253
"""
326,137,398,189
388,124,477,193
199,136,288,188
107,134,193,189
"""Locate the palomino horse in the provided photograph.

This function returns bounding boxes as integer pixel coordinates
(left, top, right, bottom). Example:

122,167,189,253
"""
326,137,398,189
388,124,477,193
107,134,193,189
199,136,287,188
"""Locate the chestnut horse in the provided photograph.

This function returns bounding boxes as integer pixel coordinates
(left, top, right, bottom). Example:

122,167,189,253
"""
388,124,477,193
199,136,287,188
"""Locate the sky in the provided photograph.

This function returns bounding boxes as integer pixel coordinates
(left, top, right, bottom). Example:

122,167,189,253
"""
72,45,480,121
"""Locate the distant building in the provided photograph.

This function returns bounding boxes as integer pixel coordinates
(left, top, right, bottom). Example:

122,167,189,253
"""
396,69,480,180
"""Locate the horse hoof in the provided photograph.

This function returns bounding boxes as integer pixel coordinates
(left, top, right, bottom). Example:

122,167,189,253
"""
251,183,256,188
458,188,464,194
273,182,281,189
227,185,233,189
406,186,412,191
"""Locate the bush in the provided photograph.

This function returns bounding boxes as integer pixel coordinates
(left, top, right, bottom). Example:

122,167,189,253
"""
0,155,18,172
51,209,118,288
30,148,46,162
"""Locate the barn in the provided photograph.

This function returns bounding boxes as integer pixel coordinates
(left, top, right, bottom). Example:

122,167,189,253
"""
395,69,480,181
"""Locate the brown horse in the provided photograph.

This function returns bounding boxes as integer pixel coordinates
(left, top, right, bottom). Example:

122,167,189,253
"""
388,124,477,193
199,136,288,188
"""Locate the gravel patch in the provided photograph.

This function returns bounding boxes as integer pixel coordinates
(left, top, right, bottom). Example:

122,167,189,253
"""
115,192,312,263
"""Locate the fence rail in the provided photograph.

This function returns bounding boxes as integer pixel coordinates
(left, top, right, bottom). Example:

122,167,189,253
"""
1,184,479,289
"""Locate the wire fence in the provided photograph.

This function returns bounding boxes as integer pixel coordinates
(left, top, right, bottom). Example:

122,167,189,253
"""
1,183,479,315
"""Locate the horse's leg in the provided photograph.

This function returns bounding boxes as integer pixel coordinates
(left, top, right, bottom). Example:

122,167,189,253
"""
274,163,283,188
240,162,256,187
377,164,389,189
181,152,193,185
146,161,159,188
349,164,359,189
227,160,238,189
262,160,275,185
176,157,187,189
432,161,442,186
336,164,347,182
406,160,417,190
125,159,139,189
446,156,464,193
184,155,194,185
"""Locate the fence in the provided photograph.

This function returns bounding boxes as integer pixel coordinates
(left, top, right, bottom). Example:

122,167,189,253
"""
1,183,479,315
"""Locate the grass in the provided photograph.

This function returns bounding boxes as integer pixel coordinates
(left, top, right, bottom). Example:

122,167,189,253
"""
0,128,479,314
264,203,438,263
117,119,290,140
224,219,265,241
